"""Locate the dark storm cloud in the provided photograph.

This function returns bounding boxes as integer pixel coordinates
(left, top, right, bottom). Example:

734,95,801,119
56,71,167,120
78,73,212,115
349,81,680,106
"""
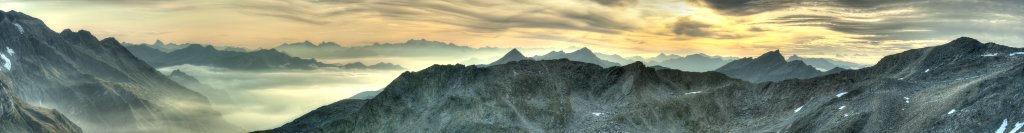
763,1,1024,42
685,0,919,16
671,17,712,37
234,0,639,34
685,0,1024,44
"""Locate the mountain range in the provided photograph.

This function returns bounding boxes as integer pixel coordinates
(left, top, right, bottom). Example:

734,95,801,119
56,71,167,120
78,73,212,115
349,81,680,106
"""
715,50,827,83
788,54,869,70
261,37,1024,132
0,11,238,132
125,44,405,70
488,47,621,68
274,39,508,59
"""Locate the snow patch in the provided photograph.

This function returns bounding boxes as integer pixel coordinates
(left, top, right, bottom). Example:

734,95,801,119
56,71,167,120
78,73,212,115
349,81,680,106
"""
1010,121,1024,133
839,106,846,110
591,112,604,117
924,69,930,73
836,92,848,97
1011,52,1024,56
903,97,910,103
13,23,24,34
898,78,905,80
794,106,803,113
997,119,1008,133
982,53,999,57
947,109,956,115
843,114,849,117
1,47,13,70
685,91,702,95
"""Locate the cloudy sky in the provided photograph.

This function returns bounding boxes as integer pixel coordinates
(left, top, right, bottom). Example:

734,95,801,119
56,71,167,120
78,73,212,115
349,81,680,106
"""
3,0,1023,64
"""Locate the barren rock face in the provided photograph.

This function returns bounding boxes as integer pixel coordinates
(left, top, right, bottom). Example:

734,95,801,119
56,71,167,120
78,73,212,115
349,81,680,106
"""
264,37,1024,133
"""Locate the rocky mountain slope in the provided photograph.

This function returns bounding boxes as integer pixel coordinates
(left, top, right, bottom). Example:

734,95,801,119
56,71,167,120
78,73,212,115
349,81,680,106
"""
715,50,825,82
0,11,238,132
261,37,1024,132
0,81,82,133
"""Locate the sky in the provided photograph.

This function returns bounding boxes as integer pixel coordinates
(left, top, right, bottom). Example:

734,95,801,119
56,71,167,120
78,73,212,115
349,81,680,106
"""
2,0,1024,64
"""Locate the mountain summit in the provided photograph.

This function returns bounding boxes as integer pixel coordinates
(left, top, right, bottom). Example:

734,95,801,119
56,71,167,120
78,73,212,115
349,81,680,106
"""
490,48,529,65
715,50,824,82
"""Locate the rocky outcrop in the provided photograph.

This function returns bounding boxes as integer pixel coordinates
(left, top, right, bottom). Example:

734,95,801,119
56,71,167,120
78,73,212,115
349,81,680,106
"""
0,11,238,132
264,37,1024,132
715,50,825,82
0,81,82,133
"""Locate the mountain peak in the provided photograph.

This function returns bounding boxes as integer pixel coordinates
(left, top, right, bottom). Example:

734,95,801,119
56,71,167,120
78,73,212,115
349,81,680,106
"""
489,48,528,65
575,47,593,54
754,50,785,63
951,37,980,44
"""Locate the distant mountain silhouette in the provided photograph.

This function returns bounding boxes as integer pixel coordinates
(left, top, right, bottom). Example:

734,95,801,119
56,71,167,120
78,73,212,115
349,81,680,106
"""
490,48,529,65
533,48,620,67
125,44,405,70
273,39,508,59
787,54,868,70
715,50,825,82
654,53,736,72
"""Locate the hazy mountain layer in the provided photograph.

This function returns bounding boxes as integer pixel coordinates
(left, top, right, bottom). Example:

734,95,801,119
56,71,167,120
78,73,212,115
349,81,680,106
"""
274,39,508,59
125,44,404,70
715,50,825,82
0,81,81,133
0,11,238,132
653,53,736,72
788,55,869,70
263,37,1024,132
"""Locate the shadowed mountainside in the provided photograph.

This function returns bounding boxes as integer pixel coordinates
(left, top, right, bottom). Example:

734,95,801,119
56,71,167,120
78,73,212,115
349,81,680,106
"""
0,11,239,132
261,37,1024,132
